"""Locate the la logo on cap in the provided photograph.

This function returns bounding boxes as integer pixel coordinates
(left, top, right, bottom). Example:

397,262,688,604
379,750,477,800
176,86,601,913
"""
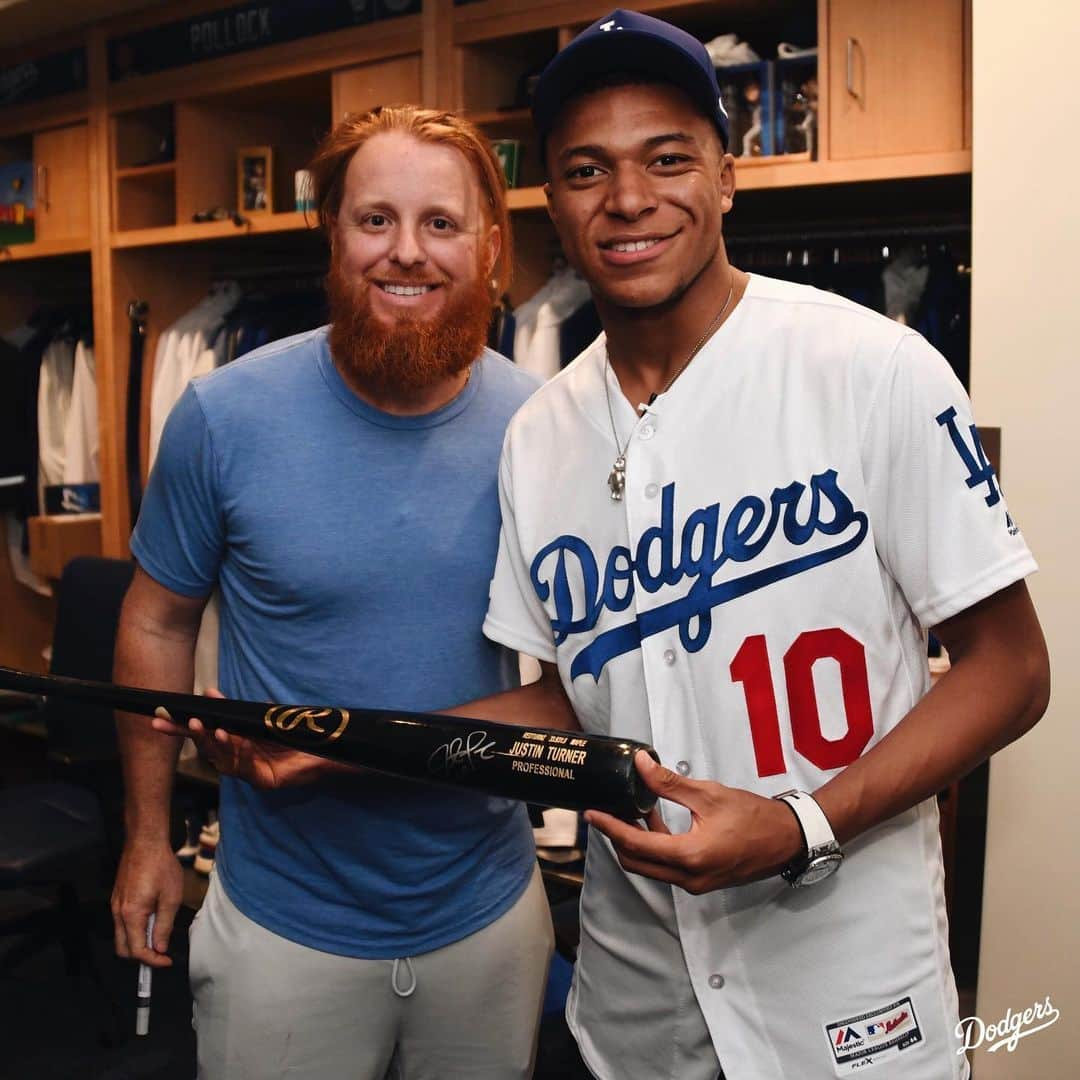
599,19,622,31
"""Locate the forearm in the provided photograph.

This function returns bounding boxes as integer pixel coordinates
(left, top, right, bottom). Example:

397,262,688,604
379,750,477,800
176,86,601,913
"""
815,592,1049,844
439,667,581,732
115,607,198,844
216,659,580,787
309,676,580,784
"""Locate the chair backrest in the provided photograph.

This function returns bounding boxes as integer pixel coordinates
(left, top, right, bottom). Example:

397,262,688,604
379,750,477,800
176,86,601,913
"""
43,556,135,762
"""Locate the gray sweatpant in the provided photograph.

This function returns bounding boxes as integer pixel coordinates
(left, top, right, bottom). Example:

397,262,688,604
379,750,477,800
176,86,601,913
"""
189,867,554,1079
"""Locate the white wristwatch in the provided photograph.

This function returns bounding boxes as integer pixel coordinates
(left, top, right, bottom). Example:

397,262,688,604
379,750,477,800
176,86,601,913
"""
773,789,843,887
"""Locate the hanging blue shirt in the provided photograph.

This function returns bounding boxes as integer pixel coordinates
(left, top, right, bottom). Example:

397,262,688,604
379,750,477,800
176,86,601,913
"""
131,327,540,957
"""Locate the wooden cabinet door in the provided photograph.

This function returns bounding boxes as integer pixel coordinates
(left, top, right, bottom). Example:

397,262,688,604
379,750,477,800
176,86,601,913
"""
332,55,423,123
32,123,90,242
828,0,965,159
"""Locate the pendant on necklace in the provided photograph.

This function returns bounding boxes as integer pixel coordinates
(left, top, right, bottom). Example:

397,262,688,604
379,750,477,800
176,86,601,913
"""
608,455,626,501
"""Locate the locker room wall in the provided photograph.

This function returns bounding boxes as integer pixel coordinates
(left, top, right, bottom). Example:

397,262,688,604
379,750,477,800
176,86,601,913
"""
971,1,1080,1075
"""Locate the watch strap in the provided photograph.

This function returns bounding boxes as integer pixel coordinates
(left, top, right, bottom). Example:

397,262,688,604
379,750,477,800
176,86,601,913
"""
774,789,837,855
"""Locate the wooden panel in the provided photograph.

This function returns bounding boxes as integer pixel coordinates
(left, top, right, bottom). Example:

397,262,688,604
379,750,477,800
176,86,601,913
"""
0,0,148,49
422,0,455,109
175,88,328,222
453,0,797,45
0,545,56,672
115,170,177,231
734,149,970,189
0,239,92,261
32,123,91,243
113,105,174,169
816,0,830,168
962,0,972,150
828,0,965,160
105,18,422,112
507,215,561,310
111,211,314,250
89,22,131,562
457,30,558,113
0,95,89,141
332,55,423,122
175,101,248,222
28,515,103,580
504,149,972,211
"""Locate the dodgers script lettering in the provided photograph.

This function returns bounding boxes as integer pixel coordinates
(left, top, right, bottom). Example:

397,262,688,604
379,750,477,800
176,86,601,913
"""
530,470,868,680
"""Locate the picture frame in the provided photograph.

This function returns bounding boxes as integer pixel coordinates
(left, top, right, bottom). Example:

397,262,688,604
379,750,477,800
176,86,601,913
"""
491,139,522,189
0,161,35,245
237,145,273,214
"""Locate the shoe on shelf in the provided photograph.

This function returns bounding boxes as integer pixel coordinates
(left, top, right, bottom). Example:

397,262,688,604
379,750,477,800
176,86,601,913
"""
175,813,201,866
194,817,219,876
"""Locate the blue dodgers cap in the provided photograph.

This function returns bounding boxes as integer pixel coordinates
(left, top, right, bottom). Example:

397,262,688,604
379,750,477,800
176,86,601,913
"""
532,9,729,153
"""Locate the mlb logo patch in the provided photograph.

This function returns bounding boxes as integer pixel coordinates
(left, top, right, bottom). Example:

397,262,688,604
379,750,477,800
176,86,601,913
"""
825,997,922,1075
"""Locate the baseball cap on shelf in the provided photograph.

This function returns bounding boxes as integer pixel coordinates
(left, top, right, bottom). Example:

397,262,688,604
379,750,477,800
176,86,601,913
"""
531,9,730,152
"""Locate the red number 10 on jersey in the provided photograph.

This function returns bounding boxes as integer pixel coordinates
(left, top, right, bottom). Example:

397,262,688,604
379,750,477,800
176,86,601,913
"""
730,628,874,776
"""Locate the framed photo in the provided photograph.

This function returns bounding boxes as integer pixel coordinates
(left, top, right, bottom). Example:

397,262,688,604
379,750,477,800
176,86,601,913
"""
491,139,522,189
0,161,35,245
237,145,273,214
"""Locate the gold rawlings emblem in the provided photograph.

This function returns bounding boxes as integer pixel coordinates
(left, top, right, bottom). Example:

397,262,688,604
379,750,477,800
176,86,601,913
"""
263,706,350,742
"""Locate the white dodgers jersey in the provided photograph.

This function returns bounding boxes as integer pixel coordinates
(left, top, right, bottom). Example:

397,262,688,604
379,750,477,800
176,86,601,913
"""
484,274,1035,1080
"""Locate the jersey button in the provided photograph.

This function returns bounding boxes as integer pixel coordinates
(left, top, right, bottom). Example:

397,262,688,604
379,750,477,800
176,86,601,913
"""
675,760,691,776
645,482,659,499
639,423,655,440
708,974,725,990
663,648,676,665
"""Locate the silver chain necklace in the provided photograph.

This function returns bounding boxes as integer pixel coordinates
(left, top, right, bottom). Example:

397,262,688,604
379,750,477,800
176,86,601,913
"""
603,275,736,501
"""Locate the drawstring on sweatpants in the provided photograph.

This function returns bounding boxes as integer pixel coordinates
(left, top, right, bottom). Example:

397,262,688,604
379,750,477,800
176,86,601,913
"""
391,956,417,998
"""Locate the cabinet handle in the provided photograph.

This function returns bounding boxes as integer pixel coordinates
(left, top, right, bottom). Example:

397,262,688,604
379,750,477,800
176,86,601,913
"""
37,164,50,212
846,37,860,100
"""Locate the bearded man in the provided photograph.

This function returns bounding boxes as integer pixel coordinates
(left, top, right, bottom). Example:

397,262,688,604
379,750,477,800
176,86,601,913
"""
109,106,551,1080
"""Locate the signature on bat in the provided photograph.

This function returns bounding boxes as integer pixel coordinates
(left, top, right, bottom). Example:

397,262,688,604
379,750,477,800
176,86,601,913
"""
428,731,498,775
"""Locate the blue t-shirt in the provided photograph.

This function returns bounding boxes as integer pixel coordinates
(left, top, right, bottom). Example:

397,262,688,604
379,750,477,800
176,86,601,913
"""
132,327,540,957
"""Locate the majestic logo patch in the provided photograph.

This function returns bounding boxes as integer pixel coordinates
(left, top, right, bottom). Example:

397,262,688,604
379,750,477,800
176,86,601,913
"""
825,997,922,1075
529,471,868,680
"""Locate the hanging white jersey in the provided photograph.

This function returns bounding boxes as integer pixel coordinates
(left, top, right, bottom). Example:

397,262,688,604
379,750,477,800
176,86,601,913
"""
62,340,99,485
37,339,75,505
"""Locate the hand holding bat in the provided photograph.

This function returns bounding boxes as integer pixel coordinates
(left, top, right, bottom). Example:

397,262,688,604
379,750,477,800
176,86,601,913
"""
0,665,659,819
153,688,340,789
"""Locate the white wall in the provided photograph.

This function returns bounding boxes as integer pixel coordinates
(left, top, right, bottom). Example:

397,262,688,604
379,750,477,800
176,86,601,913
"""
971,1,1080,1076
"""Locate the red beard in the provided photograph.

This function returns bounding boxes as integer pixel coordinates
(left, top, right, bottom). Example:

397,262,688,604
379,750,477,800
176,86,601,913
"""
326,257,493,397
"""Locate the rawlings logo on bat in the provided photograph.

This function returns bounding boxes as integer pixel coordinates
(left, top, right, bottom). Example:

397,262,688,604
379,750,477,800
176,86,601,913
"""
263,705,351,742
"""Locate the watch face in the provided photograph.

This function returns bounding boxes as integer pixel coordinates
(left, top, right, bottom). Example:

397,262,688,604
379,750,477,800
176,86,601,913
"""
796,854,843,887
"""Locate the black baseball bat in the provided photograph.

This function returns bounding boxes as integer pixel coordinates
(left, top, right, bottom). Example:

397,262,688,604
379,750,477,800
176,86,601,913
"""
0,665,658,820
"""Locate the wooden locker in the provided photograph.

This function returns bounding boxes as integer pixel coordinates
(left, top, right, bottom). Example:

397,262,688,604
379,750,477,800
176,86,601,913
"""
32,123,91,243
828,0,966,159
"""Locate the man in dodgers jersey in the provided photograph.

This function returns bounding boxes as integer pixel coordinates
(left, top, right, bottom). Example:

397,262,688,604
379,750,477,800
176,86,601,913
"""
482,11,1051,1080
